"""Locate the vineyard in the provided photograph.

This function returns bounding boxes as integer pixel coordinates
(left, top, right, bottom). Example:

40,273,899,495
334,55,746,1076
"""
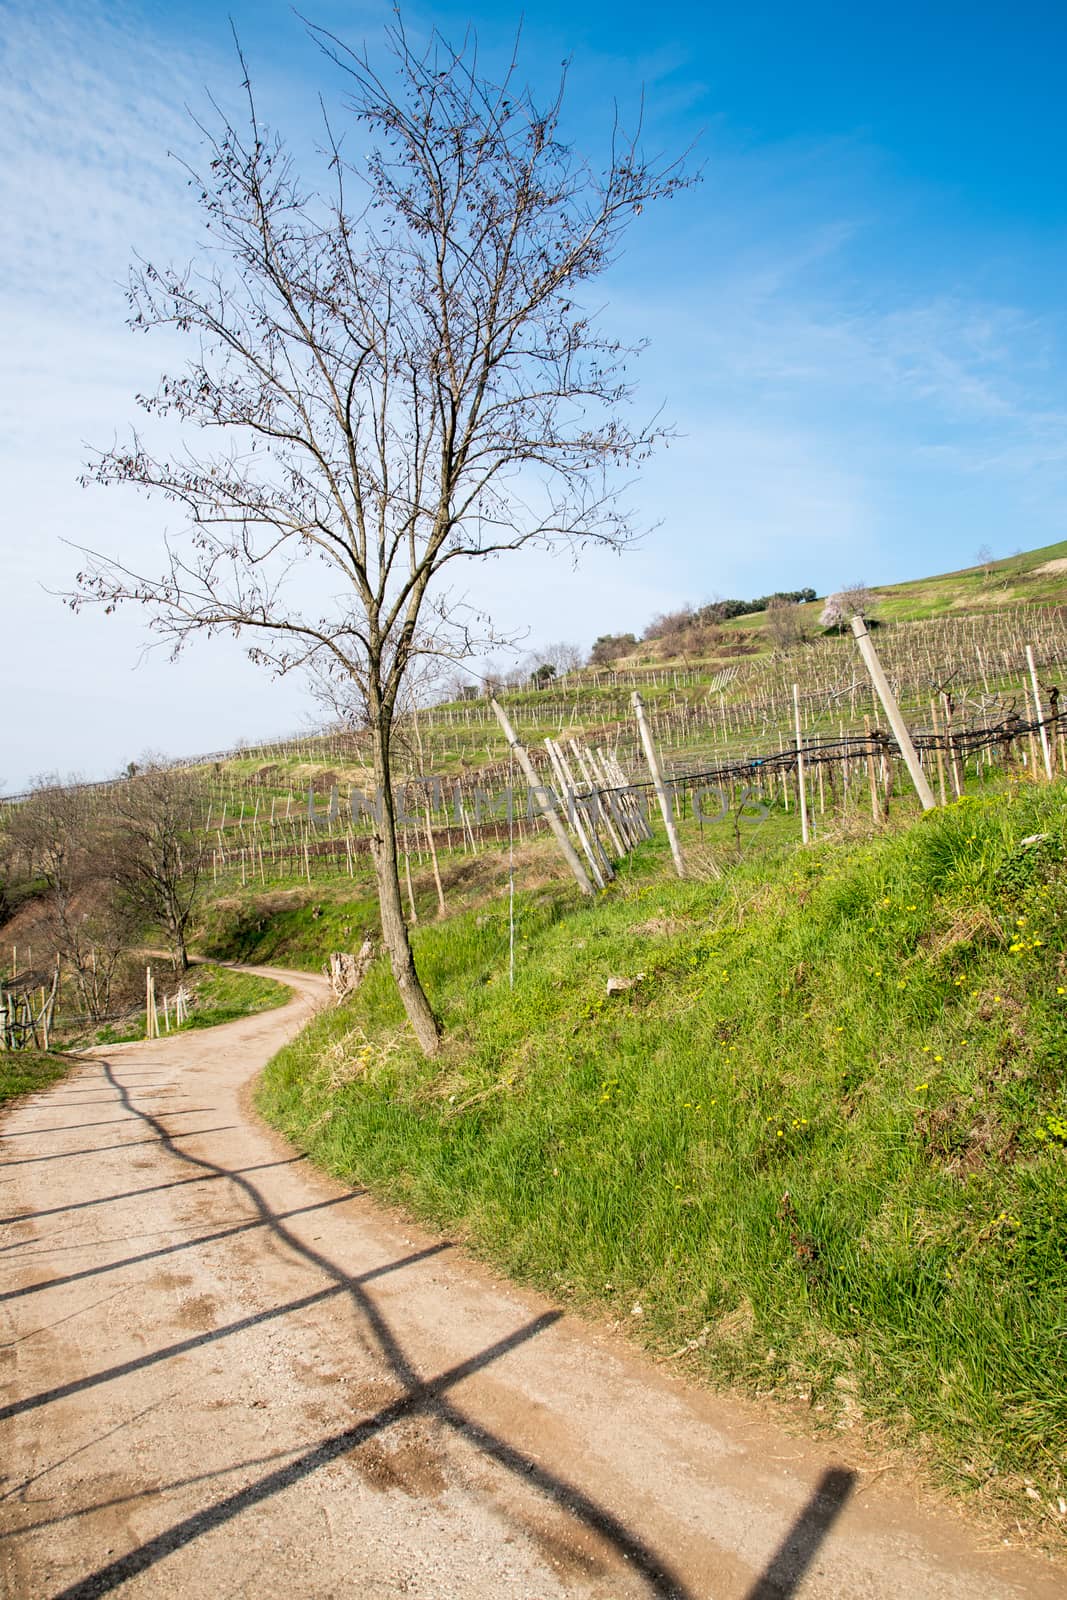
168,601,1067,895
5,587,1067,1022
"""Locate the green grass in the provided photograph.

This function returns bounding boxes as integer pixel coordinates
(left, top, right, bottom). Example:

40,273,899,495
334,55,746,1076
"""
198,887,381,971
0,1049,78,1107
257,781,1067,1522
90,962,291,1044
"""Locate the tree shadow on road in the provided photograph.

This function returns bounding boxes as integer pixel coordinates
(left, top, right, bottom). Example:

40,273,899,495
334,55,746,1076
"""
3,1057,856,1599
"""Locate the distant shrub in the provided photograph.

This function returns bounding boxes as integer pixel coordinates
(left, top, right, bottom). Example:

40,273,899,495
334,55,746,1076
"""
589,633,637,666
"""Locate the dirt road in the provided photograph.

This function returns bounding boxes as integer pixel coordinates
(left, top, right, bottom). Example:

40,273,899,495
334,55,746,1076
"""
1,967,1061,1598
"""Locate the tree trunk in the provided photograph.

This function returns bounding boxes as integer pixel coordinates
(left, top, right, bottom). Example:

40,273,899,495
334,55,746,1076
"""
370,723,441,1056
165,894,190,972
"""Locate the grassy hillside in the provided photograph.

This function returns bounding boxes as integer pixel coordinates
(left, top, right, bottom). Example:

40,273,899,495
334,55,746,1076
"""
689,538,1067,653
256,780,1067,1531
0,1049,80,1107
868,538,1067,622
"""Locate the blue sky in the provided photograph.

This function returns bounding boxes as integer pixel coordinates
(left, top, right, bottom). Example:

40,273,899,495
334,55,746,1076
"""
2,0,1066,787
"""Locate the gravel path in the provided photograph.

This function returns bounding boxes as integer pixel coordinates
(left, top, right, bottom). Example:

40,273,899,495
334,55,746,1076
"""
1,966,1061,1598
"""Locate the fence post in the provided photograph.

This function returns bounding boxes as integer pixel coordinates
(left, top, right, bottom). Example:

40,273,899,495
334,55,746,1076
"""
851,618,937,811
1026,645,1054,780
632,692,687,878
793,683,810,845
930,699,947,806
491,700,594,896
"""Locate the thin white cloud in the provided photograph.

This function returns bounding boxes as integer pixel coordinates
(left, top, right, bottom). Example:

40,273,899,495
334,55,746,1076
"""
3,1,1067,789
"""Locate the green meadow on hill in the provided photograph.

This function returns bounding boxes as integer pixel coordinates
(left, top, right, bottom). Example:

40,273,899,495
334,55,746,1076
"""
253,780,1067,1530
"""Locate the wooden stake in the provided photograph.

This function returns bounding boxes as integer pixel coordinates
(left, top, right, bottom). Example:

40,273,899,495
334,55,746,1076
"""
930,699,947,807
423,801,446,918
632,692,687,878
851,618,936,810
1026,645,1053,779
793,683,809,845
491,700,594,895
546,738,610,886
572,740,627,858
941,693,963,799
864,717,880,822
403,843,418,922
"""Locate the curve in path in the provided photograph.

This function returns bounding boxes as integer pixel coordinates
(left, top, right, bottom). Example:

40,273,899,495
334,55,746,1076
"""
0,967,1060,1598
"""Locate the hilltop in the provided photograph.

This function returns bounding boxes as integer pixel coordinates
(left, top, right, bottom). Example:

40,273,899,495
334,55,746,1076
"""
593,538,1067,671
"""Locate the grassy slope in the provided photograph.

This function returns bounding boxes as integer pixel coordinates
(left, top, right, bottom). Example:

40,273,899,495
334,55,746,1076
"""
0,1050,78,1107
257,782,1067,1522
715,538,1067,645
199,887,384,972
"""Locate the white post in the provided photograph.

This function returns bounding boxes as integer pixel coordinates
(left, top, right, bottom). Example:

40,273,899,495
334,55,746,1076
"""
1026,645,1053,780
491,700,594,896
793,683,810,845
632,692,687,878
547,738,612,884
850,618,937,811
571,740,627,859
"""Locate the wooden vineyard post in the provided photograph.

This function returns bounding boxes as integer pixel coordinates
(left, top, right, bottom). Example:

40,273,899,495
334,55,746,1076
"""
491,700,594,896
422,799,447,918
1022,679,1040,775
883,753,894,822
546,738,612,886
606,752,654,843
544,739,602,887
632,692,687,878
863,717,880,822
1026,645,1054,780
851,618,936,811
930,699,947,807
595,748,645,850
793,683,810,845
403,842,418,922
941,693,963,799
145,966,159,1040
571,741,627,859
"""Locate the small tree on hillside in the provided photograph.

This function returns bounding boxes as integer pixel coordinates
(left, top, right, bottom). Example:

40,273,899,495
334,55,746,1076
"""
74,21,687,1055
540,641,583,676
765,595,808,651
106,764,209,972
2,780,133,1018
589,632,638,666
820,582,878,631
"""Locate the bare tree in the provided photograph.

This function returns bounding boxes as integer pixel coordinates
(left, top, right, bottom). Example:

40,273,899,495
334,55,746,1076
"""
2,780,133,1019
765,595,808,652
106,764,209,972
540,641,584,675
74,21,685,1054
